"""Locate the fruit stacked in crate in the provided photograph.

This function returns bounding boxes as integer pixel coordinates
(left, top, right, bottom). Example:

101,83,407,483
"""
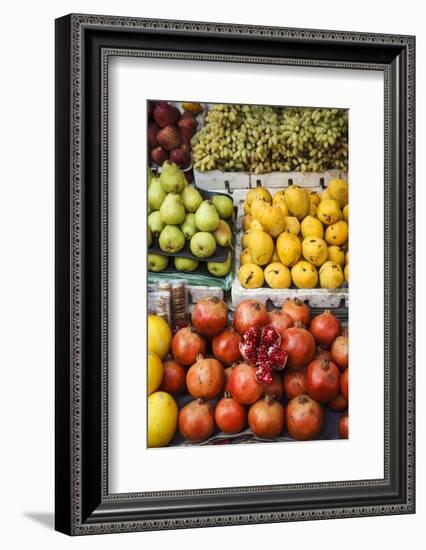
238,179,349,289
148,161,234,277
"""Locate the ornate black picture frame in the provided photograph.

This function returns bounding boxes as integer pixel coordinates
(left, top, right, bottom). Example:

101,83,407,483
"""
55,14,415,535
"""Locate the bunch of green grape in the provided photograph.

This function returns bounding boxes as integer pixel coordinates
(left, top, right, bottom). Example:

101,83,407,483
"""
192,104,348,174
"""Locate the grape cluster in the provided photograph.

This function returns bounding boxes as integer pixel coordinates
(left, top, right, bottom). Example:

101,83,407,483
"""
192,104,348,174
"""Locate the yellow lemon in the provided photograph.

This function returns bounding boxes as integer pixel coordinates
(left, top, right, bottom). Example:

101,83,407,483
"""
264,263,292,289
248,230,274,266
327,245,345,266
291,261,318,289
319,261,344,289
325,220,349,246
148,315,172,359
148,391,178,447
238,263,264,289
247,187,272,206
276,232,301,267
301,215,323,239
317,199,342,225
328,178,349,208
302,237,328,267
148,352,164,396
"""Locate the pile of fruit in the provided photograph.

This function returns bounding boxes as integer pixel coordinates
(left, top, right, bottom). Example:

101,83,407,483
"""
148,161,234,276
148,101,203,170
192,104,348,174
238,179,349,289
147,297,349,447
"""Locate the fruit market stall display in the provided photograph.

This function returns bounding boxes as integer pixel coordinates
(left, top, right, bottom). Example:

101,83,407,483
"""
147,297,349,447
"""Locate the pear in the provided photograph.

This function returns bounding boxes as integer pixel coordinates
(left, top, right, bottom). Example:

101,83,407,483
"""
207,250,232,277
190,232,217,258
284,185,310,221
148,177,166,210
147,226,152,247
148,254,168,272
159,225,185,254
194,200,220,232
148,211,165,236
181,186,203,213
213,220,232,247
174,257,199,272
148,167,154,187
159,161,187,194
212,195,233,219
160,193,186,225
180,213,197,240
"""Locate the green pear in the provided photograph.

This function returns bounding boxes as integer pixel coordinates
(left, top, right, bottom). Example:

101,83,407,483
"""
194,200,220,232
148,211,165,236
212,195,234,219
159,225,185,254
160,161,187,194
147,226,152,247
148,177,166,210
207,250,232,277
190,232,217,258
160,193,186,225
148,254,168,272
148,168,154,187
212,220,232,247
174,257,199,272
181,186,203,213
180,213,197,240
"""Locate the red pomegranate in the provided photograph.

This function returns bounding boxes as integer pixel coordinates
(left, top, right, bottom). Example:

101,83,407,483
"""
186,355,224,400
306,358,340,402
160,360,186,395
309,310,341,349
172,326,206,366
248,395,285,438
281,322,315,369
328,393,348,411
178,399,215,443
223,365,234,392
339,414,349,439
283,369,307,400
227,362,263,405
315,347,332,361
340,368,349,400
262,372,284,401
212,327,242,365
240,325,287,384
286,394,323,440
331,330,349,371
191,296,228,338
214,392,247,434
267,310,294,338
282,298,310,326
233,300,268,335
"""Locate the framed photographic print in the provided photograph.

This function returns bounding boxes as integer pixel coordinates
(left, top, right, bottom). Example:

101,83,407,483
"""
55,14,415,535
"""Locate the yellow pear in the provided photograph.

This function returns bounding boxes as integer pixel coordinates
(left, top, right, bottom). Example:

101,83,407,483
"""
325,220,349,245
246,187,272,206
327,178,349,208
284,185,311,220
284,216,301,235
301,215,323,239
327,245,345,266
258,204,286,237
243,201,251,215
276,232,301,267
242,214,253,231
264,263,292,289
317,199,342,225
240,248,254,265
302,237,328,267
248,230,274,266
251,198,269,220
291,261,318,289
343,204,349,222
238,263,264,289
250,219,264,231
309,191,320,206
319,261,344,289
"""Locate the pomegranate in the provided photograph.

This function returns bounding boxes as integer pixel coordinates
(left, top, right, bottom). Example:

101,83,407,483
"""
148,122,160,148
233,300,268,335
328,393,348,411
223,365,234,392
340,368,349,400
281,322,315,369
286,394,323,440
186,355,224,400
282,298,310,326
178,398,215,443
331,330,349,371
283,369,307,400
214,392,247,434
306,358,340,402
262,372,284,400
157,125,182,151
160,360,186,395
248,395,285,438
339,414,349,439
171,326,206,366
228,362,263,405
267,310,293,338
191,296,228,338
153,102,180,128
240,325,287,384
212,327,242,365
309,310,341,349
315,347,332,361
